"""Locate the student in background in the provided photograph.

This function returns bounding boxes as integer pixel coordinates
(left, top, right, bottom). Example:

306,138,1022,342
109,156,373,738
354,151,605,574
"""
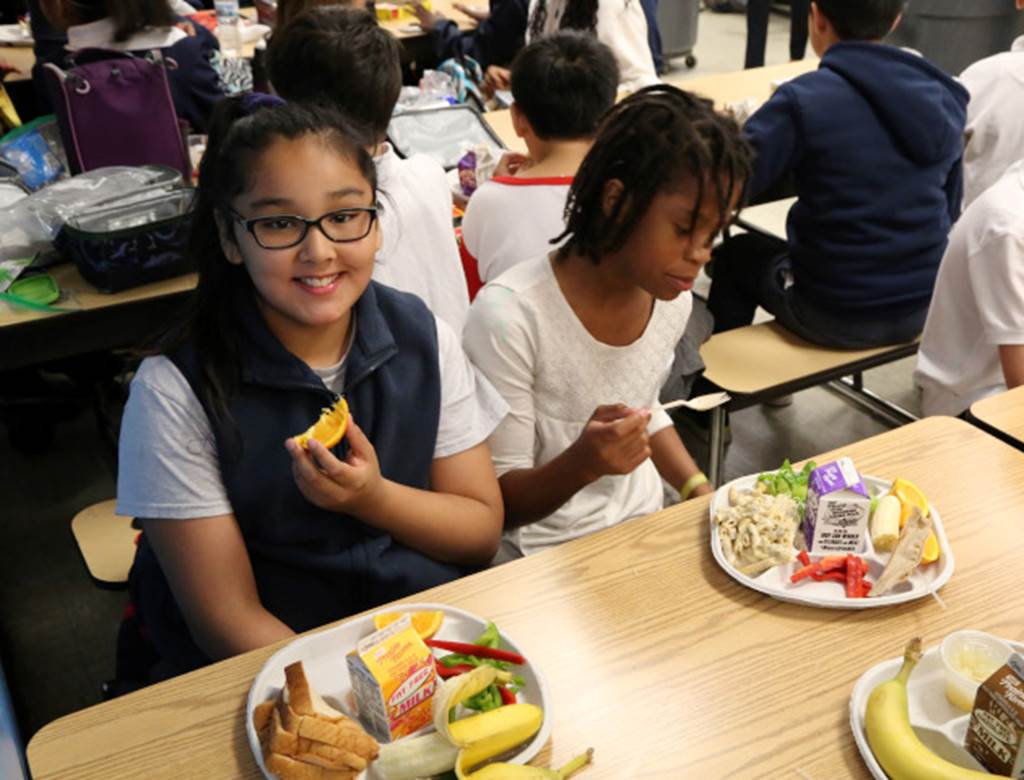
914,160,1024,416
487,0,658,93
275,0,372,30
116,96,505,678
708,0,967,348
266,7,471,332
959,3,1024,208
37,0,224,132
745,0,809,69
461,31,618,285
464,86,751,562
410,0,528,72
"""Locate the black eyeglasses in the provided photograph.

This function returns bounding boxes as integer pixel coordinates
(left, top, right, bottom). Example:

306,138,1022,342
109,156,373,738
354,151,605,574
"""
229,206,379,250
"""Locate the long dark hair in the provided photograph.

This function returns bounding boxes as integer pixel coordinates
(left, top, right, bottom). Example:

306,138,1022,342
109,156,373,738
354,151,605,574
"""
528,0,599,39
556,84,754,263
67,0,176,42
157,96,377,425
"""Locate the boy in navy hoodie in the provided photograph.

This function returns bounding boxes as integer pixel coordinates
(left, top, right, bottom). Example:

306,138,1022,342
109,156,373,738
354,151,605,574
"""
707,0,968,348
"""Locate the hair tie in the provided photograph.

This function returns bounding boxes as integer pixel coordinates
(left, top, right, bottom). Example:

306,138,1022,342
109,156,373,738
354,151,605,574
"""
240,92,286,116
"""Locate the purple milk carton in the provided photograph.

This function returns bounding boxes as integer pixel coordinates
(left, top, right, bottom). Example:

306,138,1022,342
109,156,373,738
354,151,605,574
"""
804,457,871,554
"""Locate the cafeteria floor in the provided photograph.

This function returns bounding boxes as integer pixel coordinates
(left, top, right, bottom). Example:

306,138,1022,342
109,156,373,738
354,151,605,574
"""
1,5,916,746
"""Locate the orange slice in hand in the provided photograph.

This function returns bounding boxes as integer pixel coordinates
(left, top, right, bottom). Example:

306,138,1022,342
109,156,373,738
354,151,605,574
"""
373,610,445,640
889,477,939,564
292,397,350,450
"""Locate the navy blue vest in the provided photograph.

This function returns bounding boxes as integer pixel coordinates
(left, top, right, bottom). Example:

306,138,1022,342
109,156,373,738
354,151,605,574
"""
132,282,461,674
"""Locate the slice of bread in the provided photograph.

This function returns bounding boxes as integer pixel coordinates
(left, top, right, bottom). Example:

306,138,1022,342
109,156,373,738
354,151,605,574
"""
263,752,359,780
253,700,276,736
284,662,346,722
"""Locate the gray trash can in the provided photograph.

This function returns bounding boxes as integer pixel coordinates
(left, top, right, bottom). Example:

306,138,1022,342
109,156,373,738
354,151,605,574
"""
658,0,701,67
886,0,1024,75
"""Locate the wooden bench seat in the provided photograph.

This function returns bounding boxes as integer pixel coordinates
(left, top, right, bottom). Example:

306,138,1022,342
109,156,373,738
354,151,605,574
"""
70,500,137,589
698,321,919,483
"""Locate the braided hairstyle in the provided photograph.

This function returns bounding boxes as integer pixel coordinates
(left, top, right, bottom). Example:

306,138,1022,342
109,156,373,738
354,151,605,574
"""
556,84,754,264
528,0,599,39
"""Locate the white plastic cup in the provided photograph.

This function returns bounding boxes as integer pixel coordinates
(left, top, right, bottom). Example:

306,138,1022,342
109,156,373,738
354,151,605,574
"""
940,630,1014,712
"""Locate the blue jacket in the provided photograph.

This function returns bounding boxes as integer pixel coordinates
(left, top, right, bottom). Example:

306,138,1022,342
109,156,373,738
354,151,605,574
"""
132,282,461,675
155,21,225,133
744,42,968,315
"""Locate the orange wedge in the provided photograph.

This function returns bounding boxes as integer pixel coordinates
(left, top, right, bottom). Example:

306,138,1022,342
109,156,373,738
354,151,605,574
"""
373,610,445,640
293,397,349,450
889,477,939,565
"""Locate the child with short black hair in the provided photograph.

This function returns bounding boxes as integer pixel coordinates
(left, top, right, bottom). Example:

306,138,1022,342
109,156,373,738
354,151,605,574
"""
266,7,471,332
461,31,618,284
708,0,968,348
465,85,752,561
116,96,506,678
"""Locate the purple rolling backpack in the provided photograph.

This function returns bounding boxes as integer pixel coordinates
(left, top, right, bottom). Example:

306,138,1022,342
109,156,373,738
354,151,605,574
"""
42,49,191,179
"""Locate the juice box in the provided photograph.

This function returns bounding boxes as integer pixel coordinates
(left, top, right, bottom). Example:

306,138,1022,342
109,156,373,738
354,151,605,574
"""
347,614,438,743
803,457,870,554
967,653,1024,778
375,1,431,21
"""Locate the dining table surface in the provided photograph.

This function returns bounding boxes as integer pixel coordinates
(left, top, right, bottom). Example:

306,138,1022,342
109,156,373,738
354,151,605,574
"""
25,415,1024,779
970,385,1024,449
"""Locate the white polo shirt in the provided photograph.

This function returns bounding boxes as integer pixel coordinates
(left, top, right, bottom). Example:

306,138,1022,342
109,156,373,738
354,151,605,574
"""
914,160,1024,416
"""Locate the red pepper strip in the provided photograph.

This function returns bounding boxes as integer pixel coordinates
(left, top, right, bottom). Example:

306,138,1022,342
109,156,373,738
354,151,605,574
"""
425,639,525,665
845,554,862,598
498,685,516,705
434,658,475,678
790,556,847,583
812,571,847,583
797,550,812,567
860,579,873,597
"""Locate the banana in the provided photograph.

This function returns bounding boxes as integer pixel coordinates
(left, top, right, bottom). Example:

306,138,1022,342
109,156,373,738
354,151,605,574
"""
458,748,594,780
870,494,901,552
864,638,1011,780
449,703,543,748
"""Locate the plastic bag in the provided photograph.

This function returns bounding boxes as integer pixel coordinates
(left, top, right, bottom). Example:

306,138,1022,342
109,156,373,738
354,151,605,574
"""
0,165,183,263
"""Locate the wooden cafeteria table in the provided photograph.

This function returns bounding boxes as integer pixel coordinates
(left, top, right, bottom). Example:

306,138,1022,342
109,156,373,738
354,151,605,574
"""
26,416,1024,779
484,58,819,153
0,264,195,371
970,384,1024,450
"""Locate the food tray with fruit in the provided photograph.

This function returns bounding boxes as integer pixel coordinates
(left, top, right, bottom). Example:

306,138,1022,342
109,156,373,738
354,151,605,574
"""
246,602,553,780
708,460,954,609
850,635,1024,779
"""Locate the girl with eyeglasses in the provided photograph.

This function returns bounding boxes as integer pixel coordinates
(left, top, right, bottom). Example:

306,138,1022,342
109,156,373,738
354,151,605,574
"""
114,95,506,680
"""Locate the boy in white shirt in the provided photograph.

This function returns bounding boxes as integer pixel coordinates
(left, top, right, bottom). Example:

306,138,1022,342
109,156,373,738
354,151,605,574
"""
914,159,1024,416
959,4,1024,209
461,31,619,285
266,7,470,332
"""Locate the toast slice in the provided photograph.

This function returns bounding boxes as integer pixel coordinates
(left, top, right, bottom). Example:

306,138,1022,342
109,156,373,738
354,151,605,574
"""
263,752,359,780
278,698,379,761
284,661,346,722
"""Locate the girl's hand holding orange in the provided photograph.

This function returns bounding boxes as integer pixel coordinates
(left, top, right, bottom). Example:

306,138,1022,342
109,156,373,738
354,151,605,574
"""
569,404,652,483
286,418,385,516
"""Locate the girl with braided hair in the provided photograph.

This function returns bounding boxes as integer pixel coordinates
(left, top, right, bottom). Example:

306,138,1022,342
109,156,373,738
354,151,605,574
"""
464,85,753,563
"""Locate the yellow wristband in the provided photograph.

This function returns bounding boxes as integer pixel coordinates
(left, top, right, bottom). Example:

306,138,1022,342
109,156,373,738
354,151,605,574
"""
680,472,709,501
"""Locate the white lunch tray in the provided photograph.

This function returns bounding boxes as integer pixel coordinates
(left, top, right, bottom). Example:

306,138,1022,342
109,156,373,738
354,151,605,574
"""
709,473,954,609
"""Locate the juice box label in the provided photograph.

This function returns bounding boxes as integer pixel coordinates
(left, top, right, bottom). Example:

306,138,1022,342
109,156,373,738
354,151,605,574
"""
346,615,438,743
967,653,1024,778
803,457,870,554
